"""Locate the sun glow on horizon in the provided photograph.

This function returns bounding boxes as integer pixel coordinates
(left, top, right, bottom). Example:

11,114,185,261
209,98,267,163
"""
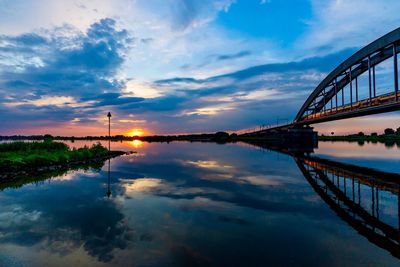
126,129,145,137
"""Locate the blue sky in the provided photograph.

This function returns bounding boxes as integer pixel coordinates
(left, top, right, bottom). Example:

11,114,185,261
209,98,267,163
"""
217,0,311,44
0,0,400,136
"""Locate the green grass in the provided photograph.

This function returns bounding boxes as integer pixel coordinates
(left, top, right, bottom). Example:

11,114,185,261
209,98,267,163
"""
0,141,114,172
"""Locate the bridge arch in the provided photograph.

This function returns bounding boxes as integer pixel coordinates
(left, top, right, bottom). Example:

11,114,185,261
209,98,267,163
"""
295,27,400,125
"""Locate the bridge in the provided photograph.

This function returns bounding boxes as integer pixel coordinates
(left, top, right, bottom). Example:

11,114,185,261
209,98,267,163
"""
241,27,400,138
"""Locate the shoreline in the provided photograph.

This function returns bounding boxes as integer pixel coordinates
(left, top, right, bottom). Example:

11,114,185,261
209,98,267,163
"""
0,150,125,183
0,142,128,183
319,135,400,143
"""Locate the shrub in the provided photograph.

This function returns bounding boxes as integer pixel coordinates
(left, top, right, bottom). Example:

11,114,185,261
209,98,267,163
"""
0,142,110,171
384,128,395,135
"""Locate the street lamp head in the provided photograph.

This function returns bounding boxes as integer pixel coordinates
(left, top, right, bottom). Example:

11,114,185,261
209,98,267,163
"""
107,112,112,118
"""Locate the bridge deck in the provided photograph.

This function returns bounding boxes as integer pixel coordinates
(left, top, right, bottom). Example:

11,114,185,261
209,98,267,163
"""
298,92,400,125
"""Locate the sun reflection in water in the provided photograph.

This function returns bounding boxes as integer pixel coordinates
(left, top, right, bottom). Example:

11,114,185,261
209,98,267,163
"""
129,139,144,148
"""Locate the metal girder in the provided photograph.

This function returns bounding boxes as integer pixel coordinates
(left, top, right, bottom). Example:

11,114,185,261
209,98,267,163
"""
296,101,400,126
295,27,400,122
308,45,395,115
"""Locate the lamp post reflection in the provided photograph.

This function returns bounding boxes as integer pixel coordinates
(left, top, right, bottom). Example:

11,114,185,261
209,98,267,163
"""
106,158,111,198
106,111,112,198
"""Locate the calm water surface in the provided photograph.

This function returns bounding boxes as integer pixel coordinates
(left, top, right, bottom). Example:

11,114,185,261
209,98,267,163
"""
0,141,399,266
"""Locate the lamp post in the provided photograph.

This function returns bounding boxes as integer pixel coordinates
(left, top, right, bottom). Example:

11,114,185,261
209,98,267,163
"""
107,112,112,151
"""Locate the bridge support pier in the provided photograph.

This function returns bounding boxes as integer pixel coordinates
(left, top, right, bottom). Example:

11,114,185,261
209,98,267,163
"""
240,125,318,153
284,126,318,148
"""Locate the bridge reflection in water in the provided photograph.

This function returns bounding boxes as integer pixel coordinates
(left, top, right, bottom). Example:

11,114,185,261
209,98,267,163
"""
296,156,400,258
246,141,400,258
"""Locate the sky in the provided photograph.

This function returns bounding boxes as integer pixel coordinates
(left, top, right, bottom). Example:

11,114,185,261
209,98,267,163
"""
0,0,400,136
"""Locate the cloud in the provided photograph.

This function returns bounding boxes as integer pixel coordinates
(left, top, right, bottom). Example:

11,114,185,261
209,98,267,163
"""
168,0,234,31
298,0,400,54
0,27,357,135
5,96,95,108
184,104,236,116
181,50,253,70
84,48,354,134
216,50,252,61
0,18,131,99
0,18,138,133
4,33,48,46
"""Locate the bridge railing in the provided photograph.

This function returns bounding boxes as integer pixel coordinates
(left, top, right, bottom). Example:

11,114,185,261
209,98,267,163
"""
302,91,400,122
236,123,292,135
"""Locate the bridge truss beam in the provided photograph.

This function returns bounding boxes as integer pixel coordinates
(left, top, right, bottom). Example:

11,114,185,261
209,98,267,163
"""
295,28,400,124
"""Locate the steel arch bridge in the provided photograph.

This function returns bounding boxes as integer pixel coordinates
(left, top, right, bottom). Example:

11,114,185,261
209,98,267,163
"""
295,27,400,125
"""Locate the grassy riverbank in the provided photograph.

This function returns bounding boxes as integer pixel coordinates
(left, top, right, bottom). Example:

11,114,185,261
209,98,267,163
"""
0,141,124,174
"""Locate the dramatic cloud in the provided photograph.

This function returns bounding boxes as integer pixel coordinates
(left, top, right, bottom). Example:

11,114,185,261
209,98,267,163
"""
0,18,136,133
132,49,354,133
0,18,131,98
0,34,356,134
0,0,399,135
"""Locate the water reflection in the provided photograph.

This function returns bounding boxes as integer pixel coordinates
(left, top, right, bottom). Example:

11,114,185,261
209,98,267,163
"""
106,159,111,198
129,139,144,148
0,159,106,191
246,140,400,259
316,141,400,160
0,141,399,266
296,156,400,258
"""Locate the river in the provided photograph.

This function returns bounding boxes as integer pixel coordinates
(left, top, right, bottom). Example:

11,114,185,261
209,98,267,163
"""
0,140,399,266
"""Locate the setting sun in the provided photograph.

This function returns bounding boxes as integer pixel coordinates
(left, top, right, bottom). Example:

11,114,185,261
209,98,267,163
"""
127,129,144,137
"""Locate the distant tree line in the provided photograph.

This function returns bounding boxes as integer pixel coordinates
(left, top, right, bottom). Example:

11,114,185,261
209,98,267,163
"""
327,126,400,137
0,132,237,143
320,126,400,146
